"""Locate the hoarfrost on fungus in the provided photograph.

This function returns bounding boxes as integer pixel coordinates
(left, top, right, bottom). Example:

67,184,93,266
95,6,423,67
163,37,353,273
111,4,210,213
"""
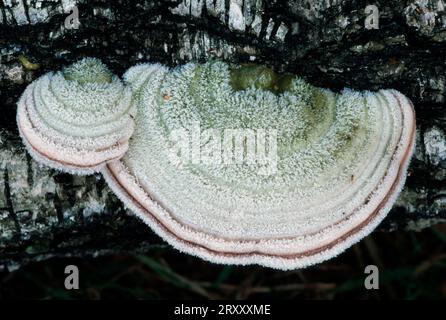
17,58,135,174
16,59,416,270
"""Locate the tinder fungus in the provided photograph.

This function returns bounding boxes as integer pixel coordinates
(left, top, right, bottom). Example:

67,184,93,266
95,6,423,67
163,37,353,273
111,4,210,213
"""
100,61,416,269
17,58,135,174
17,59,416,269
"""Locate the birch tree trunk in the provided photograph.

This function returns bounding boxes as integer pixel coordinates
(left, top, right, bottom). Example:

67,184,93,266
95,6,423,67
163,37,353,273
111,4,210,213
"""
1,0,446,270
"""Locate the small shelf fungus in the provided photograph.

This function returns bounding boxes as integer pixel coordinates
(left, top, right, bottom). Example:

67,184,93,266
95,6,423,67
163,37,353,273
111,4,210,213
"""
17,59,416,270
16,58,135,174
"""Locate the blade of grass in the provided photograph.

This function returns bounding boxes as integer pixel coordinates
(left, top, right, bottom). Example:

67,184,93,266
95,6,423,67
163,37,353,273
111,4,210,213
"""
135,254,213,299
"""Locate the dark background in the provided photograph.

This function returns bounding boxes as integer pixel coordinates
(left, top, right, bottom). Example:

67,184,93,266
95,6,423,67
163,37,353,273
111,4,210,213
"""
2,226,446,300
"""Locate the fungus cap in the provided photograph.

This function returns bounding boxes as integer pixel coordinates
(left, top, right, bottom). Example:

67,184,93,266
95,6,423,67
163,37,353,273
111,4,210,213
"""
16,58,135,174
100,61,416,270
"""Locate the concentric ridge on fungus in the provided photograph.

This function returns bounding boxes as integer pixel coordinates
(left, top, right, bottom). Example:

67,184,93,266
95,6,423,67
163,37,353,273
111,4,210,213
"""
17,59,416,270
16,58,135,174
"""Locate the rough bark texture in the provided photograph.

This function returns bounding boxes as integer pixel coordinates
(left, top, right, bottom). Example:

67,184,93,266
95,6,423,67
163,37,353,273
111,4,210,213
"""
1,0,446,270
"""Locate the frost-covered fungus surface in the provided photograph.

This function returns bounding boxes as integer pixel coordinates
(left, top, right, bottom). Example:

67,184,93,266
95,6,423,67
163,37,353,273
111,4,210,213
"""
100,60,416,269
16,58,135,175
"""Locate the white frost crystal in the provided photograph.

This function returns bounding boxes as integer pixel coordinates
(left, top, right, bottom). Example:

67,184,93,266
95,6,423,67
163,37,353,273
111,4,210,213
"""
101,60,416,269
16,58,135,174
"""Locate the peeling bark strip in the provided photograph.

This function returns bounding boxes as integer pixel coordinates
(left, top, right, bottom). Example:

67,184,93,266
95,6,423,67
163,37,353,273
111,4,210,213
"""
171,0,290,40
3,167,21,235
0,0,446,268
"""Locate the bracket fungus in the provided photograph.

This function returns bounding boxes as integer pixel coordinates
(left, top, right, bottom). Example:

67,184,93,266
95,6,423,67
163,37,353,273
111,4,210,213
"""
16,58,135,174
16,59,416,270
